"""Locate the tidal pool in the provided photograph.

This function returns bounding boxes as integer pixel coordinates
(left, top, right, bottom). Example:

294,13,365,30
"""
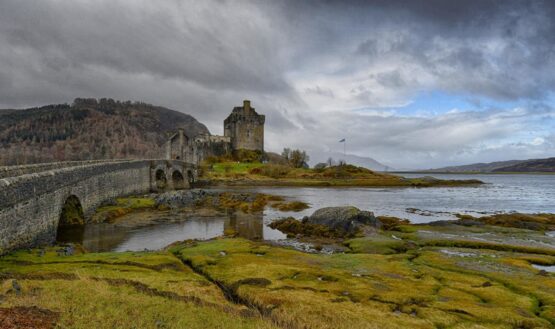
532,264,555,273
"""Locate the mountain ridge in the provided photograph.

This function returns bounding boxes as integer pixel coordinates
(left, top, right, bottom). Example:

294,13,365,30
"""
419,157,555,173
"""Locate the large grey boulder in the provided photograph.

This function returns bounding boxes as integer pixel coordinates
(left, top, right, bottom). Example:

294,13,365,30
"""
303,206,381,235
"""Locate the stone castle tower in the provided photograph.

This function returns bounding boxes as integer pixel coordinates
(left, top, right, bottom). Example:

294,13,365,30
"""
224,100,265,152
167,100,264,163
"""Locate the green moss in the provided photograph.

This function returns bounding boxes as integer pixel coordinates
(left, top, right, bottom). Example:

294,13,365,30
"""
59,195,85,226
0,248,276,329
93,196,156,222
345,235,410,254
170,238,555,328
268,217,348,238
2,234,555,328
270,201,310,212
456,213,555,231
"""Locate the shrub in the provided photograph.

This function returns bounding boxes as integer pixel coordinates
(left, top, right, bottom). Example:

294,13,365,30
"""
253,164,292,178
313,163,327,171
233,149,263,162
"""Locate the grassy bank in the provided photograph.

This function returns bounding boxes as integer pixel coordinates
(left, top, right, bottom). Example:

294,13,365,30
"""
2,222,554,328
200,162,484,187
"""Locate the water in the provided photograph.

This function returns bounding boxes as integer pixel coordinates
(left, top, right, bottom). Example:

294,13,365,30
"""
59,173,555,252
532,264,555,273
245,173,555,223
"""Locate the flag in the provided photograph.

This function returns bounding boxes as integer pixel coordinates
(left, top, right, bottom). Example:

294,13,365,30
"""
339,138,345,143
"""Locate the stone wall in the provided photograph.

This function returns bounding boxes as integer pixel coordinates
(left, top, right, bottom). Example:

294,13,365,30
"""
187,135,231,164
0,160,195,254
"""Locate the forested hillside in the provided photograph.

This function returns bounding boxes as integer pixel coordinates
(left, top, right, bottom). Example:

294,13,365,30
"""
0,98,209,165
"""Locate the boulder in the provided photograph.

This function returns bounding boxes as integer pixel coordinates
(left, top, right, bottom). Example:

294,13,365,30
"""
303,206,381,235
155,189,210,208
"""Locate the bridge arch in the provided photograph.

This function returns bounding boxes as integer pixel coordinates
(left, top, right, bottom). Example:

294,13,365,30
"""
56,194,85,243
172,170,185,189
59,195,85,226
155,169,167,190
187,169,195,187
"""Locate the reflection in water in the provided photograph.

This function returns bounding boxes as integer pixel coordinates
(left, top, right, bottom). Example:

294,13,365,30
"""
58,174,555,253
58,209,285,252
224,210,264,240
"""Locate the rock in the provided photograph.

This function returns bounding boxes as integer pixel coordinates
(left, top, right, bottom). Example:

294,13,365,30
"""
154,189,211,208
303,206,381,235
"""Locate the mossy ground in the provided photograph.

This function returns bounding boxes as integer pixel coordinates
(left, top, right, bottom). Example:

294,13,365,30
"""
3,225,552,328
91,196,156,222
170,238,555,329
0,248,275,329
201,162,483,187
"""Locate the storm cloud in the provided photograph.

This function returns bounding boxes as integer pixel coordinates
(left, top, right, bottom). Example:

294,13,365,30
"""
1,0,554,168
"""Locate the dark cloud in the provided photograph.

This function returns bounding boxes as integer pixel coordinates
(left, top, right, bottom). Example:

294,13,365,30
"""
0,0,554,167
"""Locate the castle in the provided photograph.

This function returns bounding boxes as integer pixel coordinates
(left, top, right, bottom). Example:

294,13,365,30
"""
166,100,265,163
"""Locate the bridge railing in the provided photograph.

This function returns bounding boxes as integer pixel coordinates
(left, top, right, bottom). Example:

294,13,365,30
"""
0,159,134,179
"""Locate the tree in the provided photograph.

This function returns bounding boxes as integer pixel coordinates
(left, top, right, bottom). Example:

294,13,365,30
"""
281,148,291,161
289,149,310,168
327,157,334,167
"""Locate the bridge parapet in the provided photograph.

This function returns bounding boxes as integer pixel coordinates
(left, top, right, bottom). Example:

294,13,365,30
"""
0,159,132,179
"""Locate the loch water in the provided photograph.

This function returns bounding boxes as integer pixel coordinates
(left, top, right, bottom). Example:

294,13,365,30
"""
58,173,555,252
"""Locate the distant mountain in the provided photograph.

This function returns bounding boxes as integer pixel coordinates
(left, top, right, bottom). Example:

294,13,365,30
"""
310,152,393,171
0,98,209,165
491,157,555,172
422,157,555,173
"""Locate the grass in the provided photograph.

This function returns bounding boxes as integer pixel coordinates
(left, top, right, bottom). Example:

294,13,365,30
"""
210,162,264,174
2,213,555,328
1,233,554,328
456,213,555,231
200,162,484,188
92,196,156,222
270,201,310,212
345,234,409,254
0,248,275,329
169,238,555,329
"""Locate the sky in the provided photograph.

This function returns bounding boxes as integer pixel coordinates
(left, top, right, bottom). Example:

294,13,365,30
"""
0,0,554,169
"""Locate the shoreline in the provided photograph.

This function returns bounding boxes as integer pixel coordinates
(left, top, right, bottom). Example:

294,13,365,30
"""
393,171,555,175
197,178,485,188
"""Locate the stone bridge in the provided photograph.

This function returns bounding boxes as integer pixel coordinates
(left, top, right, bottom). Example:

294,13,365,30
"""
0,159,197,254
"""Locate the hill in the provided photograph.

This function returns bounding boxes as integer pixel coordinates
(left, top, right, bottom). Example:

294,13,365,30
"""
422,157,555,173
0,98,209,165
492,157,555,172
